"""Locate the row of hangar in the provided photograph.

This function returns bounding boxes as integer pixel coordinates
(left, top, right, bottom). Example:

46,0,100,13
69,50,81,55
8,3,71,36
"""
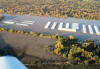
44,21,100,35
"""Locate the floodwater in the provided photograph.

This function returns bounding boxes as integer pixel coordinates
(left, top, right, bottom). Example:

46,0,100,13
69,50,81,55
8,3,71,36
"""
0,15,100,42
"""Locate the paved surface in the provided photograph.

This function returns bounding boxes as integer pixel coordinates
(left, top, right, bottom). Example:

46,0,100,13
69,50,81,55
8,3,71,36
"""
0,15,100,41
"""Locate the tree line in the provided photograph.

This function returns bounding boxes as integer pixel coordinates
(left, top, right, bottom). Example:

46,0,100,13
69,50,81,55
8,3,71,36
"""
0,0,100,20
53,35,100,65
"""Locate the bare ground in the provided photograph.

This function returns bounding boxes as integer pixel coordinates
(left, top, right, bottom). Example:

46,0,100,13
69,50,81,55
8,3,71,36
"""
0,32,63,61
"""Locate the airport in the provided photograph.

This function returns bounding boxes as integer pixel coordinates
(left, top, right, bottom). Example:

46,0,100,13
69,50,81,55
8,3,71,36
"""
45,21,100,35
0,15,100,40
3,20,100,36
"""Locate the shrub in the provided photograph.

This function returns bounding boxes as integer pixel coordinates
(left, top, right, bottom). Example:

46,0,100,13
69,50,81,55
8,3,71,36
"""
63,54,66,58
0,28,6,32
84,60,89,65
69,35,75,40
17,30,24,34
8,29,14,33
0,15,4,21
39,34,44,37
25,32,29,35
30,31,39,36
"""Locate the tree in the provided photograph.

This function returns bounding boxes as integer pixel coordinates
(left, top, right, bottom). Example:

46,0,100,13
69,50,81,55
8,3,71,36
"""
0,15,4,21
63,54,66,58
30,31,39,36
17,30,24,34
39,34,44,37
9,29,14,33
69,35,75,40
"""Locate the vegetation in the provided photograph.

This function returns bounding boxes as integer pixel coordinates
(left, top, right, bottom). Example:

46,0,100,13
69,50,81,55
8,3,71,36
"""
0,15,4,21
0,27,100,65
53,35,100,65
0,0,100,68
0,0,100,20
0,27,58,39
27,64,100,69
